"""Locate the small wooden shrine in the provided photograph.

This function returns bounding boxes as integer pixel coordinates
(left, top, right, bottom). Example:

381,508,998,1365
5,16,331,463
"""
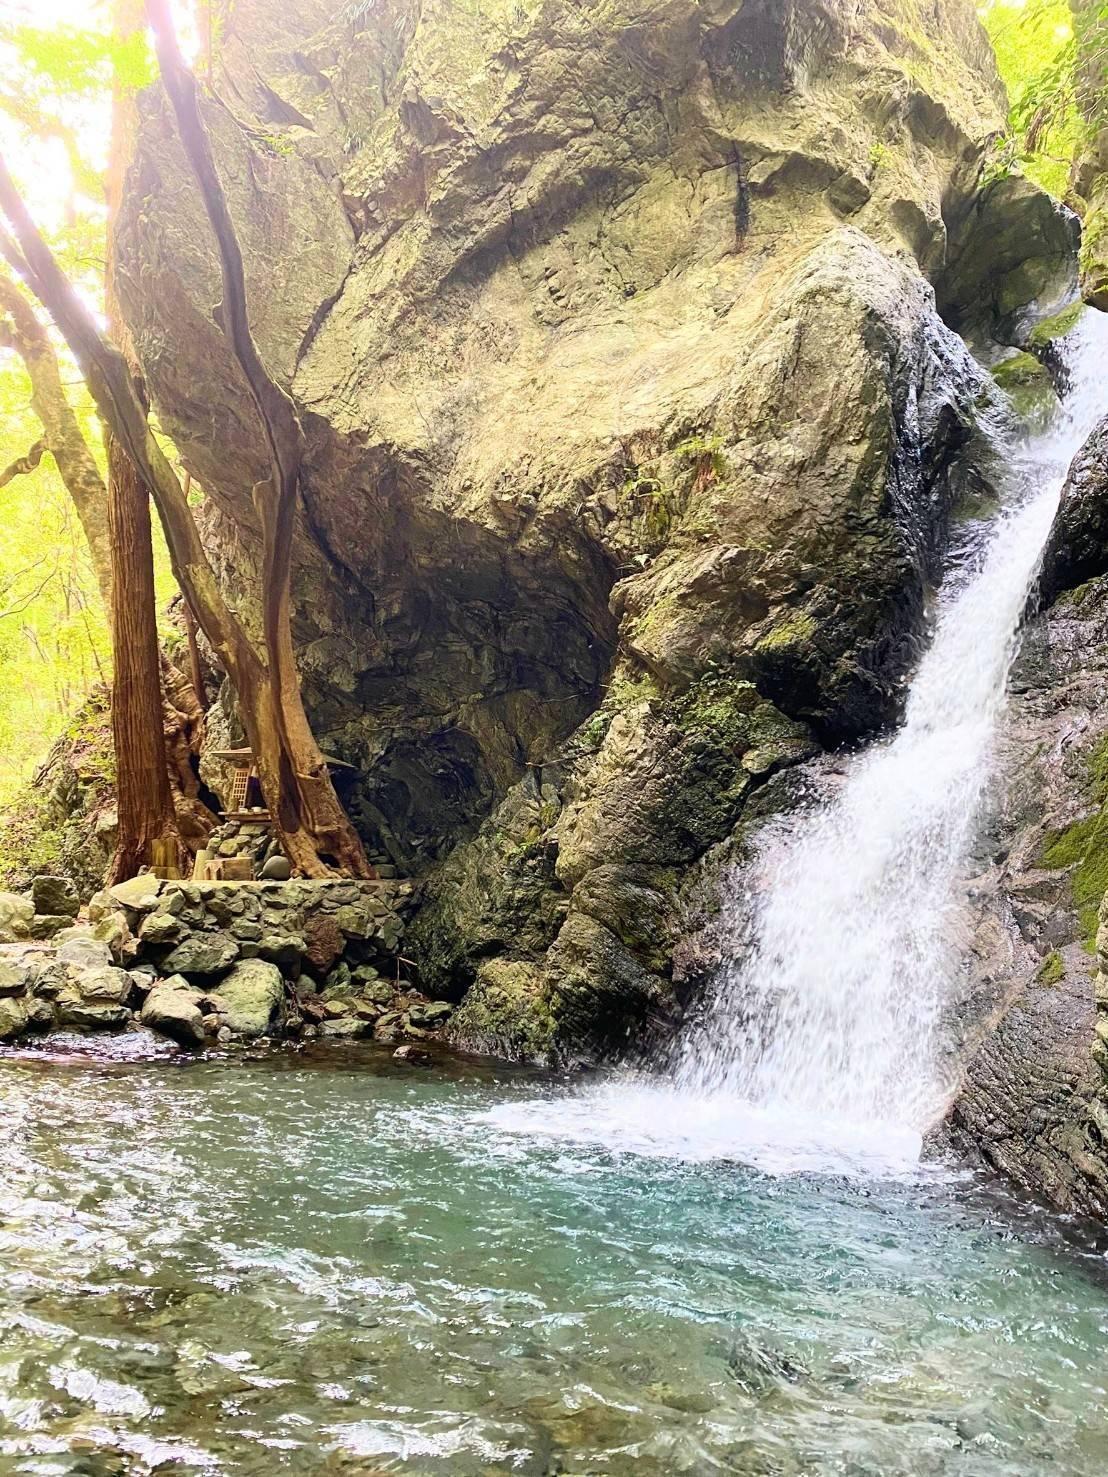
191,747,359,882
214,747,268,820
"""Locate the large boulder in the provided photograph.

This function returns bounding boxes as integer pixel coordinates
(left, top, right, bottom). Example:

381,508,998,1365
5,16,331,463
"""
0,997,28,1040
53,961,134,1030
211,959,285,1038
1038,413,1108,604
31,875,80,919
0,957,34,997
948,423,1108,1218
140,979,206,1048
113,0,1075,1062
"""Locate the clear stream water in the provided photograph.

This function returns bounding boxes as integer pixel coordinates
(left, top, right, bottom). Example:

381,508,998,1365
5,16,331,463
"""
3,1046,1108,1477
4,323,1108,1475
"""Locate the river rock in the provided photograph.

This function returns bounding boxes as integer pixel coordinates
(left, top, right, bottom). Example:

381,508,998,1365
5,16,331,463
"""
32,875,79,918
56,1000,131,1031
72,964,131,1004
138,910,184,945
0,997,27,1039
108,875,163,912
161,933,241,978
0,892,33,942
334,904,373,940
24,996,54,1032
211,959,284,1038
29,914,75,941
373,1012,404,1044
257,934,305,972
393,1043,431,1063
406,1000,453,1028
319,1016,367,1038
140,981,206,1048
322,962,352,996
0,958,33,997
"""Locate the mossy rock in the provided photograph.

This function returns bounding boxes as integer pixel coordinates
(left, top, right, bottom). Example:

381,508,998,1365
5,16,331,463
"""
1039,813,1108,952
754,611,818,654
1079,204,1108,311
448,958,556,1061
991,351,1052,392
1035,731,1108,953
1026,299,1085,352
1036,950,1065,987
991,351,1058,429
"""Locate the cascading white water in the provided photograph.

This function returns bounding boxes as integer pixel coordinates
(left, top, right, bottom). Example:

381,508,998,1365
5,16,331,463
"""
487,314,1108,1174
674,316,1108,1129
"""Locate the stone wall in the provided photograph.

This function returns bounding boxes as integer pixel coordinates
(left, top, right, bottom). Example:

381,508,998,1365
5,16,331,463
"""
100,875,412,979
0,876,459,1055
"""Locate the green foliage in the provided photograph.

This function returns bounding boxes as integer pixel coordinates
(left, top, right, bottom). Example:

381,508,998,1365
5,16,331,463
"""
0,344,176,811
4,24,155,96
0,5,182,814
0,687,116,891
0,352,109,807
981,0,1083,198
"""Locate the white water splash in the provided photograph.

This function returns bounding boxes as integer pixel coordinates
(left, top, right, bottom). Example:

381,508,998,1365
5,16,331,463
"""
485,313,1108,1175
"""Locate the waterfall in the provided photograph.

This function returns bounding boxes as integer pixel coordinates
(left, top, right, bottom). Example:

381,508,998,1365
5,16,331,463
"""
678,328,1106,1108
488,314,1108,1173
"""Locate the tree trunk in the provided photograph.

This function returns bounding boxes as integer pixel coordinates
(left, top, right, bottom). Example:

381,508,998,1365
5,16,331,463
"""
0,13,373,877
101,0,185,885
180,473,208,711
105,435,184,883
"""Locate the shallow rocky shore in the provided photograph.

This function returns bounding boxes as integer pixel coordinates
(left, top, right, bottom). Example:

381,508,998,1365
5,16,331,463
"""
0,874,456,1057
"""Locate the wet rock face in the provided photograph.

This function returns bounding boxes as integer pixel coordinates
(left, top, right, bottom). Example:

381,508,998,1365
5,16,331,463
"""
116,0,1069,1060
1039,413,1108,602
949,489,1108,1217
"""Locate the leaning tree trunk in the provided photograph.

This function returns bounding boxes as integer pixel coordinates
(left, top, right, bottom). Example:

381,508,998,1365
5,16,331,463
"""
145,0,372,878
0,11,373,878
105,436,184,883
0,273,112,606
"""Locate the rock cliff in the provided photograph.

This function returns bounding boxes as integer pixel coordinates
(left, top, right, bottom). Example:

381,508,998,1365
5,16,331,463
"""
115,0,1078,1062
950,381,1108,1217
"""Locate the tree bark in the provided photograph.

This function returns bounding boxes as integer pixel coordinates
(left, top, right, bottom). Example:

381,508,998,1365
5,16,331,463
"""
103,0,185,885
105,435,184,883
145,0,371,878
0,92,370,878
180,474,208,712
